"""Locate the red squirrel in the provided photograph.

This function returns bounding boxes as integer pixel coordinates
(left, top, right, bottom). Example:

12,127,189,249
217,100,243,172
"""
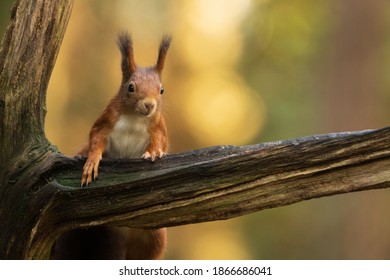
81,32,170,186
51,32,171,260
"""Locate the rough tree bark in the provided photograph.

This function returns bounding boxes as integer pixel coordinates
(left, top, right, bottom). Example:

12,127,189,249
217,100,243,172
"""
0,0,389,260
0,0,75,259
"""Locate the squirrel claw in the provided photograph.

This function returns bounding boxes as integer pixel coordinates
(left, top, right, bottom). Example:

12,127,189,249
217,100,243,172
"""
81,158,100,186
142,151,152,161
142,149,166,162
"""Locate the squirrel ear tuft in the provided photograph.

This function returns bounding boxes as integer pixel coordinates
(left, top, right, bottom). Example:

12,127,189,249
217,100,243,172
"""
156,35,172,74
117,31,136,82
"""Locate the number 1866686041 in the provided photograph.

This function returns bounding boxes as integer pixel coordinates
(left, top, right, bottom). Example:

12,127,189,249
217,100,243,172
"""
212,266,272,276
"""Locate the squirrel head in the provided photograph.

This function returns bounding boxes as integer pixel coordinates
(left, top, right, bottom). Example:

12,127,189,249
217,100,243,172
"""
116,32,171,117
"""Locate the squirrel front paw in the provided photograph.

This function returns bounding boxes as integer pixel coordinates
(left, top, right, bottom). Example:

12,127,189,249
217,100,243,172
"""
81,157,101,186
142,149,166,162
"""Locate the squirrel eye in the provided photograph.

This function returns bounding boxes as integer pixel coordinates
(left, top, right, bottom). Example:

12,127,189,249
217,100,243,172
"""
160,86,164,95
128,82,135,93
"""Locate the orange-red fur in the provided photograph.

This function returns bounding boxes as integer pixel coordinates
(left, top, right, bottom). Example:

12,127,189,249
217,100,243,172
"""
52,32,171,260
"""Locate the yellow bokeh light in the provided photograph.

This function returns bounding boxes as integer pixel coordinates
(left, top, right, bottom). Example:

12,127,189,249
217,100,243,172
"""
178,0,251,68
184,72,265,146
170,0,265,147
190,226,250,259
189,0,252,36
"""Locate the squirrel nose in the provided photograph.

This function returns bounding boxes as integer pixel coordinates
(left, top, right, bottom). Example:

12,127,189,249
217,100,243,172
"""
145,102,155,111
142,99,157,115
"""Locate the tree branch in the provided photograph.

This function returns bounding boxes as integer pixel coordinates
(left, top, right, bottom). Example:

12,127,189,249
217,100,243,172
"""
27,126,389,258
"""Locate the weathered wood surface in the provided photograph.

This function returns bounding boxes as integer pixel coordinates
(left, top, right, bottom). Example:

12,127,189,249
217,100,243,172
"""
18,126,388,259
0,0,75,259
47,127,390,231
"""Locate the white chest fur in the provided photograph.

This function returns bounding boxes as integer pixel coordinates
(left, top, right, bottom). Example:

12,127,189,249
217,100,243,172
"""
105,114,150,159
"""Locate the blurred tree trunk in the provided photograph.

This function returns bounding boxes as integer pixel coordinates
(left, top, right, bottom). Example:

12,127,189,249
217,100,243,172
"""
319,0,388,258
320,0,386,131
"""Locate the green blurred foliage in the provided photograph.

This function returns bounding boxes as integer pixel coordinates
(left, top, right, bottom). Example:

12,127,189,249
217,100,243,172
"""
239,0,329,140
237,0,390,259
0,0,13,36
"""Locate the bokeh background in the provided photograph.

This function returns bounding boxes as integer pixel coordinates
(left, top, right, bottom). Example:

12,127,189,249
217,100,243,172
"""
1,0,390,259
